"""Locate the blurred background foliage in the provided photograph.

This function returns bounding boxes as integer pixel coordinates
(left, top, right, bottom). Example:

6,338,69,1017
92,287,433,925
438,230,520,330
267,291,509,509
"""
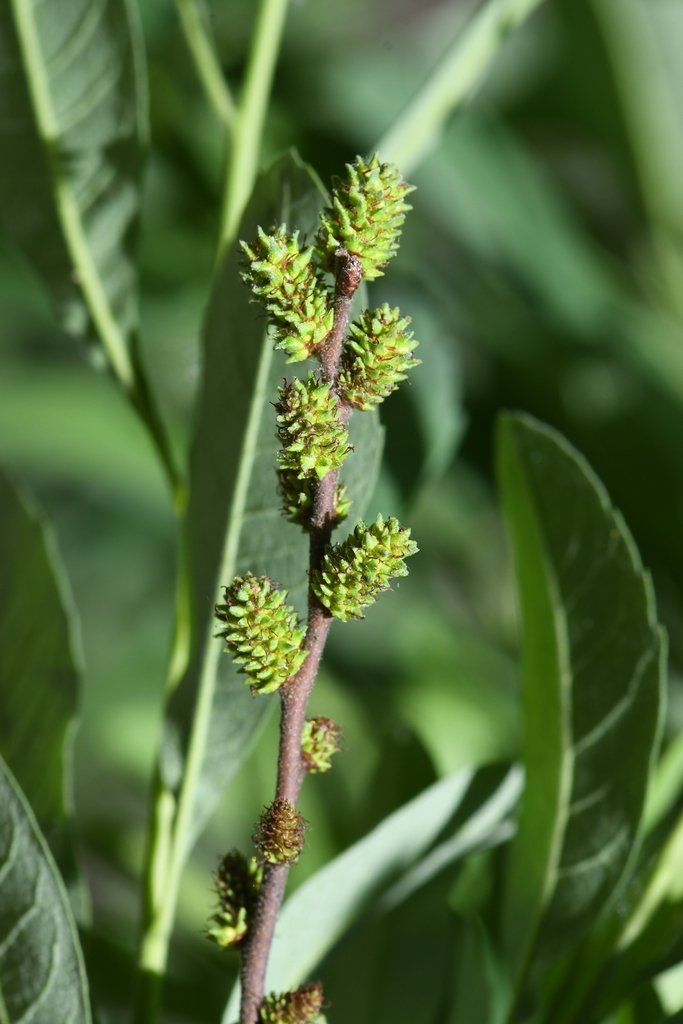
2,0,683,1019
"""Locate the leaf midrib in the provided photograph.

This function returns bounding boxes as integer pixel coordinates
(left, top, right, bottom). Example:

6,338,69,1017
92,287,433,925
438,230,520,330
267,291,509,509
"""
8,0,135,390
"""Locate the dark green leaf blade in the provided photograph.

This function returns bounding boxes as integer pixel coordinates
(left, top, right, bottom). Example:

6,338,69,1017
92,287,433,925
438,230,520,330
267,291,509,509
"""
0,0,146,362
164,151,384,847
0,755,91,1024
497,413,665,991
0,470,82,884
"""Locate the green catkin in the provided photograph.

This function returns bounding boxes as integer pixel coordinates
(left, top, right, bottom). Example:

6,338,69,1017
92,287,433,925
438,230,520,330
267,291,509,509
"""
301,717,343,773
276,375,351,481
258,983,326,1024
312,515,419,621
316,155,414,281
215,575,307,694
241,226,333,362
278,469,351,530
339,304,420,410
206,850,262,950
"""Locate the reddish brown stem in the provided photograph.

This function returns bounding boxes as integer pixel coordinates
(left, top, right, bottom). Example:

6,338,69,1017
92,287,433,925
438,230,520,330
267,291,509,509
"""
238,250,361,1024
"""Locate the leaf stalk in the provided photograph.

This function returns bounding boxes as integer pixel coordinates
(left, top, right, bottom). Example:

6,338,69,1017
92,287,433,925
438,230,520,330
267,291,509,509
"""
218,0,290,255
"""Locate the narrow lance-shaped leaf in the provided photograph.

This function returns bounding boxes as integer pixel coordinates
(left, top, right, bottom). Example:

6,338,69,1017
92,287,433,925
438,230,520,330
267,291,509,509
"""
0,756,91,1024
497,413,665,996
163,151,384,849
0,470,83,897
0,0,146,382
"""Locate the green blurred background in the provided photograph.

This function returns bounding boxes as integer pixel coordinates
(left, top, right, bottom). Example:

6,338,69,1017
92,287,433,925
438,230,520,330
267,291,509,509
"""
2,0,683,1019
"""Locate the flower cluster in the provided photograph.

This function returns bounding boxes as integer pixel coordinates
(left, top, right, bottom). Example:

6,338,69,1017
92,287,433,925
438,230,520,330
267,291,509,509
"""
215,575,306,695
258,983,326,1024
206,850,262,950
312,515,418,621
278,470,351,530
301,717,343,774
216,158,420,1020
254,798,308,865
316,155,414,280
339,304,420,410
241,227,333,362
276,375,351,481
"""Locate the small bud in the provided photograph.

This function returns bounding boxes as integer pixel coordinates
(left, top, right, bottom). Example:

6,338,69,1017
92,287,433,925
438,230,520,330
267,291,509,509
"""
215,574,307,694
278,469,351,530
316,155,414,281
241,226,333,362
276,375,352,481
339,304,420,410
301,717,342,773
206,850,262,950
254,798,307,865
258,983,326,1024
311,515,418,621
333,247,363,297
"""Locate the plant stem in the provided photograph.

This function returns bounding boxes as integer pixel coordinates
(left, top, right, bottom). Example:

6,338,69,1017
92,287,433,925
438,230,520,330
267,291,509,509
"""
219,0,290,255
175,0,236,128
374,0,547,175
238,252,360,1024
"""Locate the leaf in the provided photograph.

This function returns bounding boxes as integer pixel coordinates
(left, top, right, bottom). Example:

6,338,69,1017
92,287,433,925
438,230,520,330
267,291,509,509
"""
415,114,620,337
0,469,82,888
447,918,510,1024
162,151,384,848
0,0,146,378
0,755,91,1024
223,768,521,1022
0,365,169,516
580,808,683,1022
379,283,465,504
497,413,665,996
374,0,547,173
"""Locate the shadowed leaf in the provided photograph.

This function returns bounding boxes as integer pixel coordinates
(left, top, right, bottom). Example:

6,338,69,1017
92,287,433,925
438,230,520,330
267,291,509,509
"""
0,756,91,1023
0,470,82,894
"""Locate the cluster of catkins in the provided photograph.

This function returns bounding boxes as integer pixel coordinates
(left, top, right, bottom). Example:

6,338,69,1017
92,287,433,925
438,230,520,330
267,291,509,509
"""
209,156,419,1023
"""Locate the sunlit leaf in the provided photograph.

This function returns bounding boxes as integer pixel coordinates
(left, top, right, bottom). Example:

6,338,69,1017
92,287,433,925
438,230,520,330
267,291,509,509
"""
0,756,91,1023
497,412,665,1000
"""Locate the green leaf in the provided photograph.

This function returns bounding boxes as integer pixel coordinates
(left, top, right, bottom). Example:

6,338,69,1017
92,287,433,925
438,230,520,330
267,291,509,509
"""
163,150,384,848
375,0,547,174
0,365,169,516
496,413,665,999
0,470,82,888
0,755,91,1023
447,918,510,1024
577,809,683,1022
0,0,146,386
223,768,521,1021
